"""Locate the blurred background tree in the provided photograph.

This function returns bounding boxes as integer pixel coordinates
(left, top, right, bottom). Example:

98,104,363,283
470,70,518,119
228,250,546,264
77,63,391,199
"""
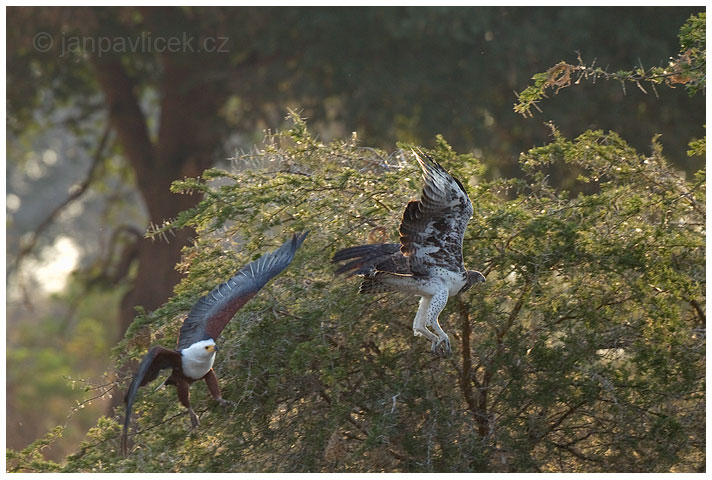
5,6,704,467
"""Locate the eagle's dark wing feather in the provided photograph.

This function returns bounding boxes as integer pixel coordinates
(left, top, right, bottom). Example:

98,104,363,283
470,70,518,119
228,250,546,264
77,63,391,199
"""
398,152,473,275
177,231,308,349
122,345,181,457
332,243,410,276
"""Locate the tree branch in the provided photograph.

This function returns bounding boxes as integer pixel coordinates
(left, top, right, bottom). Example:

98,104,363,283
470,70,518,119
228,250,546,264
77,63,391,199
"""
689,299,705,325
91,56,155,195
457,297,480,426
549,440,604,466
497,281,531,343
472,282,532,439
97,225,144,284
10,124,111,276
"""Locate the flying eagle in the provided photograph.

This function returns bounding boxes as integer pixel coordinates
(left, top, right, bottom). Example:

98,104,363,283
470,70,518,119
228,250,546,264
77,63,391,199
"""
121,231,308,456
332,152,484,355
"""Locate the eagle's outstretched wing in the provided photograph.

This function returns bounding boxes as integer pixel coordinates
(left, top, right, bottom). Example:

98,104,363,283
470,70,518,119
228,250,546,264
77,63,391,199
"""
121,345,182,456
177,231,308,349
398,152,473,276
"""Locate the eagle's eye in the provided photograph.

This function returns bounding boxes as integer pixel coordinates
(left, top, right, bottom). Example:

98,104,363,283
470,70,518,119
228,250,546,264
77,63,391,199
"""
205,346,210,350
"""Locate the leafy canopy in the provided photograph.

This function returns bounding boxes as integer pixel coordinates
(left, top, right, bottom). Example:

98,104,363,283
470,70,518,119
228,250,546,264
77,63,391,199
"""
28,112,702,473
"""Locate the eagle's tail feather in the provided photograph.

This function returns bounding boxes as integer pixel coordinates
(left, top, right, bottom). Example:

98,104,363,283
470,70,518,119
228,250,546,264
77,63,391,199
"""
332,243,401,276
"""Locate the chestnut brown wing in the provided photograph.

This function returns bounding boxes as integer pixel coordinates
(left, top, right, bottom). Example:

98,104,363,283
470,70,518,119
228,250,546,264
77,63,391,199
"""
121,345,181,457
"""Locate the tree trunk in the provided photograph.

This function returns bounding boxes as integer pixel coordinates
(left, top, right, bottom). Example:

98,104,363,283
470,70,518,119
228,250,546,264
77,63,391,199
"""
92,46,228,329
92,33,229,410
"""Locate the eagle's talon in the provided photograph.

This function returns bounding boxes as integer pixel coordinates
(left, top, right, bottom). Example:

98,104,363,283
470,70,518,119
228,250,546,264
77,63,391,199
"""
431,337,451,356
216,398,236,408
189,409,200,428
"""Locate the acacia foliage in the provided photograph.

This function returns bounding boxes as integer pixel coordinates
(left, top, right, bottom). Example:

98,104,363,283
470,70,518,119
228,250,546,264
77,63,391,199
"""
42,113,704,473
515,12,705,118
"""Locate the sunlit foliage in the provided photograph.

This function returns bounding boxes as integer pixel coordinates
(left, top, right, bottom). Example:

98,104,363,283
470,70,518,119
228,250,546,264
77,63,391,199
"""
32,113,703,472
7,9,705,473
515,13,705,117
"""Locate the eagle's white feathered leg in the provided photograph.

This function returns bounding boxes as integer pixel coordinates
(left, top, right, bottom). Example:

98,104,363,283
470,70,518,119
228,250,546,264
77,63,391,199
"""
426,289,451,355
413,296,439,346
373,272,452,355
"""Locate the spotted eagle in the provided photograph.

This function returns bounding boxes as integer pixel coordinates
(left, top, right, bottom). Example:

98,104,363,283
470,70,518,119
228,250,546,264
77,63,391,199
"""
332,152,485,355
121,231,308,456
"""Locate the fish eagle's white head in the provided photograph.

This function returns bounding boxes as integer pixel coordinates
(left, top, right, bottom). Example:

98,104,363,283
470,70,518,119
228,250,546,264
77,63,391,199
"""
180,339,217,379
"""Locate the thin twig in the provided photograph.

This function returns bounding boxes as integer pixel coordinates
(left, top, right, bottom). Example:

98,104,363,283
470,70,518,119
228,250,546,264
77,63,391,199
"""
10,124,112,276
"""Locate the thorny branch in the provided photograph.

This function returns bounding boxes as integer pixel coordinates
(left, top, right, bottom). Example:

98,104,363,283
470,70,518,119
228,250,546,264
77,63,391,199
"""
515,50,705,117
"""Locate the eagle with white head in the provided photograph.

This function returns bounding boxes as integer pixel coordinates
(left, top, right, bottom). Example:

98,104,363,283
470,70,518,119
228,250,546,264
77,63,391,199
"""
121,231,308,456
332,151,485,355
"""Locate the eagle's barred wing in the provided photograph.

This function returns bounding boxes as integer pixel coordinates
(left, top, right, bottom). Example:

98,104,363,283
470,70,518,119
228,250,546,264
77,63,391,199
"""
177,231,308,349
398,152,473,275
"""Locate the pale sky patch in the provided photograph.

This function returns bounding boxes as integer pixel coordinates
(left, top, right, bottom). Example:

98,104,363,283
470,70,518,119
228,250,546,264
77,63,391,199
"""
23,235,81,294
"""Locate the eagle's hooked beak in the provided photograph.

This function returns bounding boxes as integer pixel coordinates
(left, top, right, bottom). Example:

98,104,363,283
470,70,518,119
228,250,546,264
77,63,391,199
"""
206,344,218,353
460,270,486,293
